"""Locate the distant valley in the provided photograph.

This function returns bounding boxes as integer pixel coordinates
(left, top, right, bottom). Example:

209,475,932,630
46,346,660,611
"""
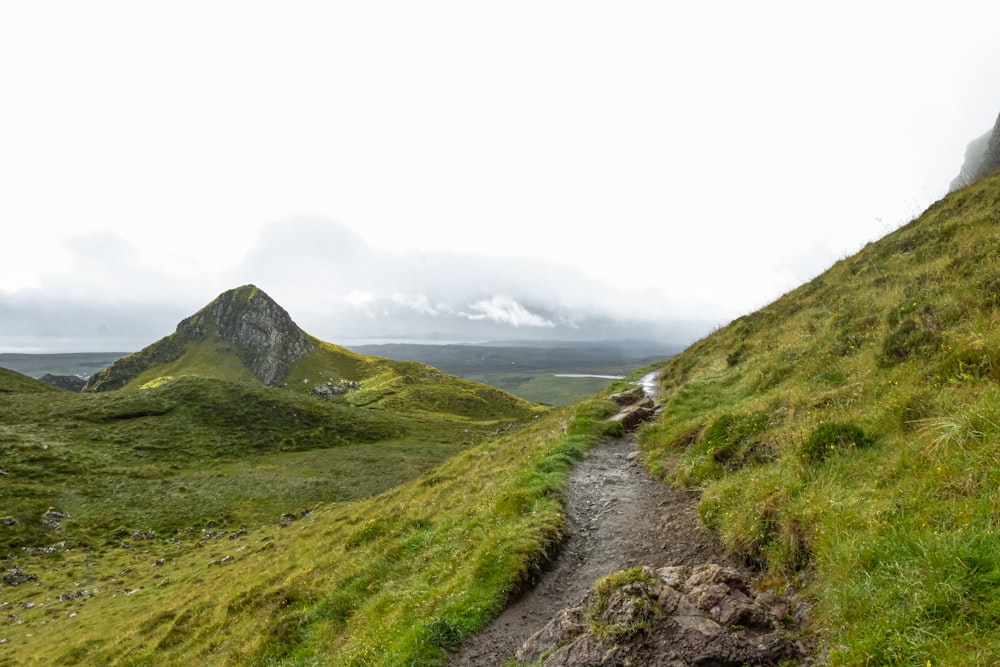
0,339,678,406
347,340,679,404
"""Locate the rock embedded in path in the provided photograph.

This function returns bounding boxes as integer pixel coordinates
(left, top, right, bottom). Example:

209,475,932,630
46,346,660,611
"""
608,387,646,406
609,405,657,431
517,563,804,667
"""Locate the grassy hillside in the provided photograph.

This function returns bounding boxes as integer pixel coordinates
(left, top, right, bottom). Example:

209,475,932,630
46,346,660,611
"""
0,367,60,394
0,286,570,664
0,398,621,665
0,359,542,547
640,171,1000,664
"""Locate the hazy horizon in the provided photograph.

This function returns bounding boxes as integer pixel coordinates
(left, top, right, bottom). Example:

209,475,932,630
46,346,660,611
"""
4,3,1000,353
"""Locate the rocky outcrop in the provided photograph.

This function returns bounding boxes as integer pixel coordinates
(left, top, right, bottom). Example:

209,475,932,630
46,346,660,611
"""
312,380,361,399
2,567,38,586
175,285,314,385
85,285,314,391
517,564,807,667
42,509,71,530
951,112,1000,191
38,374,86,392
608,385,658,431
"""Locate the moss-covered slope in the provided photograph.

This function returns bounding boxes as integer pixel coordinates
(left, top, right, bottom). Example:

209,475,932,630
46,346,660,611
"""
641,171,1000,664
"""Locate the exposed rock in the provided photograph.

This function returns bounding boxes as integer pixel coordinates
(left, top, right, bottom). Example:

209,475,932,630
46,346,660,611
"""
517,564,804,667
951,111,1000,191
42,509,70,530
312,379,361,399
38,374,87,392
2,567,38,586
23,545,58,556
609,405,657,431
1,517,16,527
85,285,314,391
609,387,646,406
58,589,93,602
280,509,313,523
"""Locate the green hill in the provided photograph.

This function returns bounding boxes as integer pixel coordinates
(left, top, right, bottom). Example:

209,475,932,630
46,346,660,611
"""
0,382,618,665
0,286,544,552
0,285,577,665
0,367,60,394
640,170,1000,664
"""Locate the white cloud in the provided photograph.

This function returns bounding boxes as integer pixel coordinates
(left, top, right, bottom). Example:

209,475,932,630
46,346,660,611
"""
392,292,441,316
459,295,555,328
346,289,377,318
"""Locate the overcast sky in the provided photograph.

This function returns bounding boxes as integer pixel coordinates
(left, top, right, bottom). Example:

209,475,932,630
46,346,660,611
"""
3,2,1000,352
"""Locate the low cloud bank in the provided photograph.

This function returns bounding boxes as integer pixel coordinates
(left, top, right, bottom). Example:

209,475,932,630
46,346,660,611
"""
1,217,711,352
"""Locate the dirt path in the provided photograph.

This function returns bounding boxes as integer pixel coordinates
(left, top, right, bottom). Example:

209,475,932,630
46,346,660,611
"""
447,434,736,666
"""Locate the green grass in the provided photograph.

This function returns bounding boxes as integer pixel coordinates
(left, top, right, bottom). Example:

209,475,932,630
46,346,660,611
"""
639,171,1000,664
0,287,629,665
465,371,619,405
0,400,613,666
0,362,543,550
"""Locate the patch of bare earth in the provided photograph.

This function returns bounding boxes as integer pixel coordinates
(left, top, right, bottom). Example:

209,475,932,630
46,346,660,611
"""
447,435,739,666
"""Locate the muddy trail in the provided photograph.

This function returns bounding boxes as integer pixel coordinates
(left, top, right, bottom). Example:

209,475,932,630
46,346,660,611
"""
448,435,738,666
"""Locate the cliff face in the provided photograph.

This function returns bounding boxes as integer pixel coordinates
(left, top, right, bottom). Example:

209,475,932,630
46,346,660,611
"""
950,111,1000,191
85,285,314,391
175,285,314,385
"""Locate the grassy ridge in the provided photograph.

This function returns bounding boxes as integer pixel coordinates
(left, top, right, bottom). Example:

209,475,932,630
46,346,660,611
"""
0,367,541,550
640,172,1000,664
0,399,622,665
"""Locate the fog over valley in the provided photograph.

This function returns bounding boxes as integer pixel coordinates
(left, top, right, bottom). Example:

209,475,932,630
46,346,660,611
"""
1,217,709,352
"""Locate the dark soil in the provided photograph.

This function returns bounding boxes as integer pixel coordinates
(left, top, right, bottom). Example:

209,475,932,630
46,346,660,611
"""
447,435,738,666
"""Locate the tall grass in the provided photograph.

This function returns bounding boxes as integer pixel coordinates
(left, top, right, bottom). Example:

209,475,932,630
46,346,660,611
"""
639,172,1000,663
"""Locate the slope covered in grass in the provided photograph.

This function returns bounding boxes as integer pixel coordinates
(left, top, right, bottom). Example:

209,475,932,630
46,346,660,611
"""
0,285,563,664
0,399,621,666
0,362,542,551
640,171,1000,664
0,285,546,549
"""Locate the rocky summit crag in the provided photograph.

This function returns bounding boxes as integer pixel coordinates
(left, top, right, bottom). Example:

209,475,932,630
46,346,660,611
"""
85,285,313,391
950,109,1000,191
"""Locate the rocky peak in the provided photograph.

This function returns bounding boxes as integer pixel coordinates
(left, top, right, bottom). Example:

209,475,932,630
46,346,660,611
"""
84,285,314,391
176,285,314,385
950,110,1000,192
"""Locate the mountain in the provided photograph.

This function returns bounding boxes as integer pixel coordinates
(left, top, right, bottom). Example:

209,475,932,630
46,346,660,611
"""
0,284,543,550
83,284,535,416
641,169,1000,664
950,109,1000,191
85,285,313,390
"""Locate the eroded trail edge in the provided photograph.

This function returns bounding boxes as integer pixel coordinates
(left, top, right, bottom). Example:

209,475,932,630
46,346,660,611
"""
448,435,735,666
